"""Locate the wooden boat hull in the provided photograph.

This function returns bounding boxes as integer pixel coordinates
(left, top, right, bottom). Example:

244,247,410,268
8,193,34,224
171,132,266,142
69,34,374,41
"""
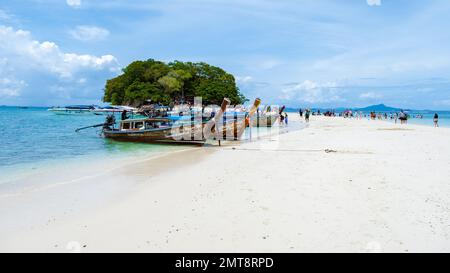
102,98,261,145
103,120,245,145
251,114,279,127
103,126,206,145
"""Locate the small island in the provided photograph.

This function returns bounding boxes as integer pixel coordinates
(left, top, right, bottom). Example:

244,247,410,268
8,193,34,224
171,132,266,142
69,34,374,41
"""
103,59,247,106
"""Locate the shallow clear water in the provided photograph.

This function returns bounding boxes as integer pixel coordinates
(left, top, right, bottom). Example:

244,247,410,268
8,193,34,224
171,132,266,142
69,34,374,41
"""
1,107,446,180
404,111,450,127
0,107,184,181
360,111,450,127
0,107,301,182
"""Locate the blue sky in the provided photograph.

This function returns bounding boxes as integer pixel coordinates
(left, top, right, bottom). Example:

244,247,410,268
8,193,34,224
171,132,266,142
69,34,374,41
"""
1,0,450,109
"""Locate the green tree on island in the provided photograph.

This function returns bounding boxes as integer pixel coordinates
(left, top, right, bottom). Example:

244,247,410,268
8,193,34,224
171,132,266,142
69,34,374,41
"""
103,59,246,106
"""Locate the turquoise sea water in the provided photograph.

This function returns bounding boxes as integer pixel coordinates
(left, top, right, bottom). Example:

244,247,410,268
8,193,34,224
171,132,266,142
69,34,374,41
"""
1,107,448,180
0,107,293,182
360,110,450,127
0,106,185,181
403,111,450,127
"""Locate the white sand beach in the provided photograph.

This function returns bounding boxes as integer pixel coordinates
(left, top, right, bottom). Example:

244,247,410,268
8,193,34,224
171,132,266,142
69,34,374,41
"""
1,115,450,253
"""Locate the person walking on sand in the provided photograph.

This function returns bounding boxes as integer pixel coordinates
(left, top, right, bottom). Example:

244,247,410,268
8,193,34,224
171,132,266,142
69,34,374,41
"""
299,108,303,117
305,108,310,123
279,113,285,125
284,113,289,125
434,113,439,127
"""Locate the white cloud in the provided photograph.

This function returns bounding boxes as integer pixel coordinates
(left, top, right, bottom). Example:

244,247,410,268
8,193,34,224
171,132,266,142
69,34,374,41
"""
359,92,382,99
235,76,253,84
367,0,381,6
0,58,24,97
66,0,81,8
280,80,344,103
0,25,118,78
69,25,110,41
0,77,27,98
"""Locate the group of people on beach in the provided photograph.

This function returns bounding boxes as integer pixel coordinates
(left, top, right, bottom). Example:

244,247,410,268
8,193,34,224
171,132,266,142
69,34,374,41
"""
280,112,289,125
298,108,311,123
368,111,423,125
296,107,440,127
337,109,441,127
368,112,400,122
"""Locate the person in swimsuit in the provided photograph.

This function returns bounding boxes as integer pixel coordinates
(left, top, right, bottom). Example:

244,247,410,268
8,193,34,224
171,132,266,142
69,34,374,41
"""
434,113,439,127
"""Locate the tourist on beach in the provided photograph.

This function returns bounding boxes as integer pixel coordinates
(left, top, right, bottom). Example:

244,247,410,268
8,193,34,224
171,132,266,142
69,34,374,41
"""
299,108,303,117
305,109,310,123
121,110,128,120
284,113,289,125
399,110,408,124
434,113,439,127
279,114,285,125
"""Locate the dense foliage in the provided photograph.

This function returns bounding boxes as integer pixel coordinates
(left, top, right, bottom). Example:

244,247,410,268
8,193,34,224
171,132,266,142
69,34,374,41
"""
103,59,246,106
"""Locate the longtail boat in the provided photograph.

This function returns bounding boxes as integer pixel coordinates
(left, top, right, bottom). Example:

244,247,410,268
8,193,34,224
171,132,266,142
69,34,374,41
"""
48,105,96,115
102,116,206,145
251,105,285,127
101,98,262,145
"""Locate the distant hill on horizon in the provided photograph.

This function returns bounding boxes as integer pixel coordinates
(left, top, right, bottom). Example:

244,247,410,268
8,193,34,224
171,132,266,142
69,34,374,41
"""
285,104,410,113
356,104,404,112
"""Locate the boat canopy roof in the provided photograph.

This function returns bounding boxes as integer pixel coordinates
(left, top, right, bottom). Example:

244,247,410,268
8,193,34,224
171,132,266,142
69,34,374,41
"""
65,105,96,110
121,117,172,123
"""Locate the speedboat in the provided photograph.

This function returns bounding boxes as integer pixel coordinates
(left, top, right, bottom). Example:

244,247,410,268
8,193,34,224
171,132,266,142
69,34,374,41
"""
48,105,96,115
48,105,138,115
91,105,137,115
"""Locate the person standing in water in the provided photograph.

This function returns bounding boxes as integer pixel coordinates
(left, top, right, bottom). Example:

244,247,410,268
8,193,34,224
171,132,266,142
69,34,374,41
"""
434,113,439,127
399,110,407,124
